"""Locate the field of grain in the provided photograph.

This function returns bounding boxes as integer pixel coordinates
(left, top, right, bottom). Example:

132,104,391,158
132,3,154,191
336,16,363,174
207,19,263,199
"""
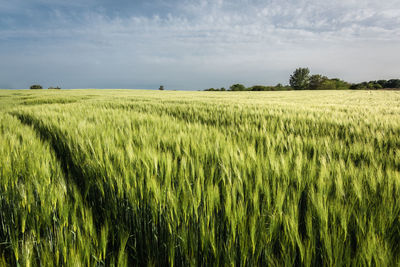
0,89,399,266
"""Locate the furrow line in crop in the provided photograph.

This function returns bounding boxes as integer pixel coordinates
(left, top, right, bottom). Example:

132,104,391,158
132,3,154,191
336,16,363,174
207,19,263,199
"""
0,113,101,265
10,112,176,265
90,102,400,171
93,101,400,149
11,112,130,264
11,112,88,197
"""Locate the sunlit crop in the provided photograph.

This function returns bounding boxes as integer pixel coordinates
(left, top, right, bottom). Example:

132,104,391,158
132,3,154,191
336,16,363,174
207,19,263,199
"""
0,89,399,266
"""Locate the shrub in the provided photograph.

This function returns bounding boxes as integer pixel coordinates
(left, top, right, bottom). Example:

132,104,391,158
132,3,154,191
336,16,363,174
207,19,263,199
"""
289,68,310,90
250,85,275,91
229,84,246,91
309,75,328,90
386,79,400,88
30,85,43,89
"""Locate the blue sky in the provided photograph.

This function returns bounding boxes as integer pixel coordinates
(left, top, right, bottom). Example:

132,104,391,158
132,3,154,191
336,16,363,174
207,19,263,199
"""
1,0,399,90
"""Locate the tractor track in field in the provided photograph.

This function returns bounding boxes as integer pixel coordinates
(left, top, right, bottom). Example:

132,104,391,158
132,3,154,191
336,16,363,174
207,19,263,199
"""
10,111,126,260
9,111,172,265
91,102,400,171
9,112,122,230
11,112,88,195
93,101,400,145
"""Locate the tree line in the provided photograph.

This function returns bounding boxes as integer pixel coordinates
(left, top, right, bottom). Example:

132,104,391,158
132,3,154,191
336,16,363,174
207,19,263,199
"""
30,85,61,90
204,67,400,91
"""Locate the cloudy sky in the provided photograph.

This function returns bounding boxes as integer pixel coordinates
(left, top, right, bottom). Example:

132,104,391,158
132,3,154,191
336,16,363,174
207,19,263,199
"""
0,0,399,90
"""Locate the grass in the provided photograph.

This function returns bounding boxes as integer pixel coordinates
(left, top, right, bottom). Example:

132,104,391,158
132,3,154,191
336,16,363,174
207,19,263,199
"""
0,89,399,266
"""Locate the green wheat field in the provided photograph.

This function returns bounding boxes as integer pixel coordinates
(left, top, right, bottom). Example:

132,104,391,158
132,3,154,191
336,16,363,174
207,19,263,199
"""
0,89,399,266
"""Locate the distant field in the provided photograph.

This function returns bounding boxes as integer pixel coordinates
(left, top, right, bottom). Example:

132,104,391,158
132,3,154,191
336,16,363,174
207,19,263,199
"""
0,89,399,266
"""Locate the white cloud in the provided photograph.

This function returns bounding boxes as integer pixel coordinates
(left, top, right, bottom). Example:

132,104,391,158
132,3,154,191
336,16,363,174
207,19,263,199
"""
0,0,399,89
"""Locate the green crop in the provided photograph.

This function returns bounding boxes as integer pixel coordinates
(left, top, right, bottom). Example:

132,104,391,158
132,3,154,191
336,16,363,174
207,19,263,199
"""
0,89,399,266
